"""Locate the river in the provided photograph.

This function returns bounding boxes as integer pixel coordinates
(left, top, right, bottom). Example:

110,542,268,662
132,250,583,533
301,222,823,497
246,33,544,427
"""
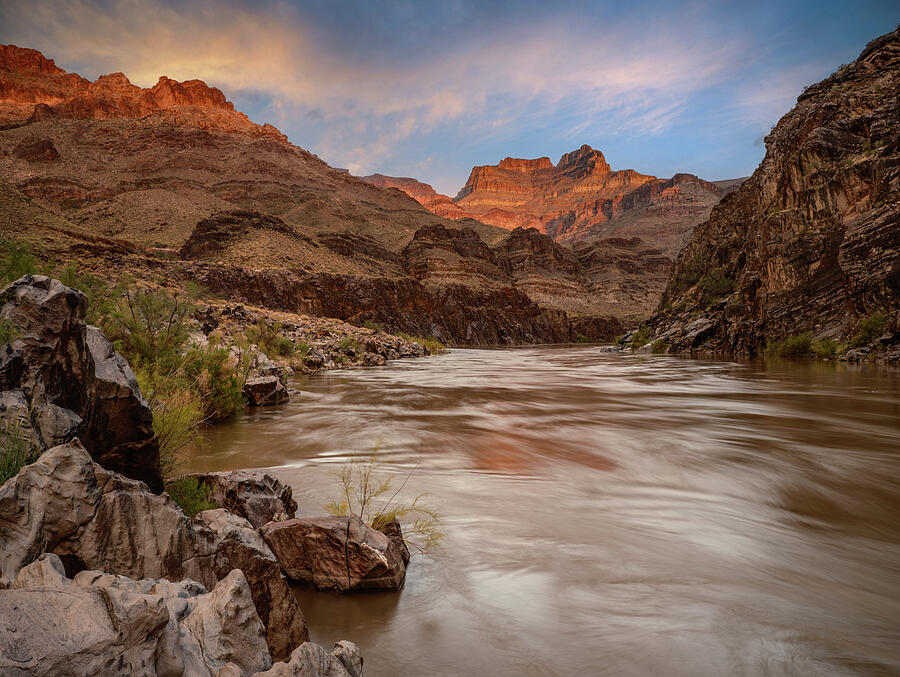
183,346,900,677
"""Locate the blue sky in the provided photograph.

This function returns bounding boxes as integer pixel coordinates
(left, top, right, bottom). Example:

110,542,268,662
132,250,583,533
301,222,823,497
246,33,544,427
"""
2,1,898,194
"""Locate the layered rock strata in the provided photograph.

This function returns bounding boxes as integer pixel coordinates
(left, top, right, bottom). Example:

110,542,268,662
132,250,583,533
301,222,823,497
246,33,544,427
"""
648,26,900,356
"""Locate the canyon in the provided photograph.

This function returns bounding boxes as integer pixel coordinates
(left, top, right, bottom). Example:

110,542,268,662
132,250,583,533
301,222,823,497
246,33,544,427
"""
0,43,703,338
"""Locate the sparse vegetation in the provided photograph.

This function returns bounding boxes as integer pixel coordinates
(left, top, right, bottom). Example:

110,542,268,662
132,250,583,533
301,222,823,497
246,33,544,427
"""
811,338,846,359
338,336,361,355
165,476,216,518
766,332,813,357
0,238,43,284
0,317,21,346
698,270,736,306
0,417,36,486
630,324,652,350
325,451,444,555
397,332,445,354
651,339,667,354
851,313,888,347
362,320,382,332
247,320,296,358
673,253,706,292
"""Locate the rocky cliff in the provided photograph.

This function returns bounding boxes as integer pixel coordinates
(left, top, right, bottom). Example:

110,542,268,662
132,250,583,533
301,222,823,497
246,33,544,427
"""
648,26,900,357
363,145,731,256
0,44,659,342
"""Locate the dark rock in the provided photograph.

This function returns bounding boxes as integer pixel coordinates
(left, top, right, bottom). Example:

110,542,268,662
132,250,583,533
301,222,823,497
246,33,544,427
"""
0,275,162,492
244,375,289,406
187,470,298,528
651,27,900,355
12,135,60,162
260,516,407,592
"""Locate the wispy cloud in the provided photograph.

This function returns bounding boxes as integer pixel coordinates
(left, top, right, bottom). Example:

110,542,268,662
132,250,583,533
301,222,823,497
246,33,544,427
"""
2,0,896,192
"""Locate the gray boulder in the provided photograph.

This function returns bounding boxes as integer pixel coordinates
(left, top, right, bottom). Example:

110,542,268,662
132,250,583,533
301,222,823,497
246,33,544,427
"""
187,470,298,528
0,274,162,492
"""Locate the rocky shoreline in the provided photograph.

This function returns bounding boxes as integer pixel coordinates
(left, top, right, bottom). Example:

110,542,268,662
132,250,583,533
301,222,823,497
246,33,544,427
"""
0,275,418,676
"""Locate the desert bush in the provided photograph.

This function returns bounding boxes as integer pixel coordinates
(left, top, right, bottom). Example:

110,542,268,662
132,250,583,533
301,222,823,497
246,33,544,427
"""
338,336,361,355
0,238,42,285
766,332,813,357
651,339,667,354
698,270,736,305
397,332,446,354
57,265,124,327
630,324,652,350
0,317,21,346
325,451,443,555
852,313,888,347
362,320,382,331
673,253,706,292
165,476,216,518
247,320,295,359
183,345,247,421
0,417,36,485
108,288,193,368
811,338,846,359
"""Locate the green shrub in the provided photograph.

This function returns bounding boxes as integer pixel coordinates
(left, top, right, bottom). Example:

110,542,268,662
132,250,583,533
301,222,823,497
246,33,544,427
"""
165,477,216,518
57,265,124,327
397,332,446,354
630,324,652,350
325,451,443,554
108,288,193,368
0,418,36,485
766,332,813,357
673,253,706,292
651,339,667,354
184,345,247,421
338,336,361,355
811,338,846,359
852,313,888,347
0,317,21,346
247,321,295,358
0,238,42,285
698,270,736,305
362,320,382,331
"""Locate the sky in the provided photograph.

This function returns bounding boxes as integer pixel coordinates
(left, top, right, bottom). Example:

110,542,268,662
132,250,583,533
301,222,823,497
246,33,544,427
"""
1,1,898,195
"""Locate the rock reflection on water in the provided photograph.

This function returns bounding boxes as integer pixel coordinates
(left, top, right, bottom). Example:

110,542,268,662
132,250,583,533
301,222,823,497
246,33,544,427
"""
184,347,900,677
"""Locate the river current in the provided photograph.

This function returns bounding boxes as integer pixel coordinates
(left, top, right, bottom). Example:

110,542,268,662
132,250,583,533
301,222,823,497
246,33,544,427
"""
184,346,900,677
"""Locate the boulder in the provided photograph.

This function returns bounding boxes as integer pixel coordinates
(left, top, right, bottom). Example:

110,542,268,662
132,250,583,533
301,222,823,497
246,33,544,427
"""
244,375,289,406
188,470,298,528
0,440,307,660
260,516,407,592
0,275,162,492
197,509,309,662
249,641,364,677
376,517,411,565
0,556,272,677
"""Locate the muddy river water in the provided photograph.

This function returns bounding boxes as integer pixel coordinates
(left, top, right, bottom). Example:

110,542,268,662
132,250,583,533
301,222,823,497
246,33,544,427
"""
184,346,900,677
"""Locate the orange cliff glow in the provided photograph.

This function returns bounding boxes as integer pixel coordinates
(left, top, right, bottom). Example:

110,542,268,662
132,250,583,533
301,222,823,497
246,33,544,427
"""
0,44,287,141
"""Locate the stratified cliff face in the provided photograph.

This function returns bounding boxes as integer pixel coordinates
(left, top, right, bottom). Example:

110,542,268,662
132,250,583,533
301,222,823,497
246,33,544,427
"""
649,26,900,355
363,146,728,256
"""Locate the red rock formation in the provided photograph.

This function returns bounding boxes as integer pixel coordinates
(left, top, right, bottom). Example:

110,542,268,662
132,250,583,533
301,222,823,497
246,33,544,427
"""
364,145,731,256
0,44,286,141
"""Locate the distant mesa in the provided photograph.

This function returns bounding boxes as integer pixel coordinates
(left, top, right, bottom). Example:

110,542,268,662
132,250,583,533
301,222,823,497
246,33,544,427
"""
362,144,739,256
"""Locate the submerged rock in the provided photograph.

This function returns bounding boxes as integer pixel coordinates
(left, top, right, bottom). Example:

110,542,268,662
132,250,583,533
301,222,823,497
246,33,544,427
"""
0,274,162,492
260,516,407,592
244,375,290,406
